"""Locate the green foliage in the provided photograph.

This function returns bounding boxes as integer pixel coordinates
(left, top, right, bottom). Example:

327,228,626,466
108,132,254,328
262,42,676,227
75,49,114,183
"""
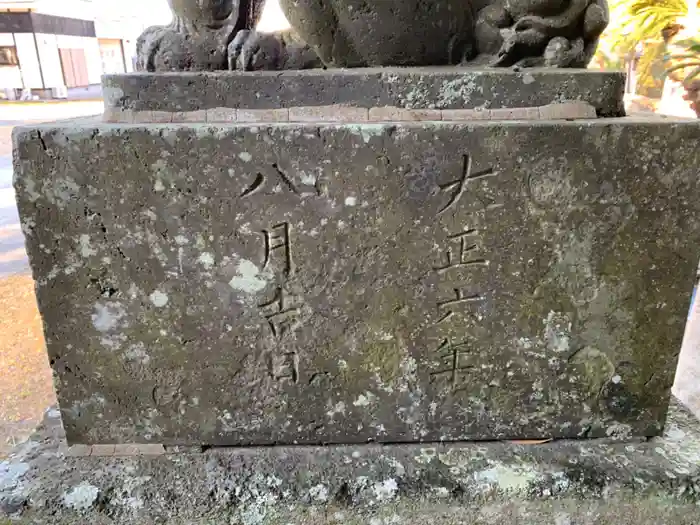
590,45,625,71
607,0,690,52
664,37,700,85
600,0,695,94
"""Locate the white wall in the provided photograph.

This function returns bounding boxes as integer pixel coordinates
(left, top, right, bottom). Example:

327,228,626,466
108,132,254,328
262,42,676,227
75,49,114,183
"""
98,39,124,74
34,33,63,88
13,33,41,88
0,66,23,90
123,39,136,72
83,37,102,84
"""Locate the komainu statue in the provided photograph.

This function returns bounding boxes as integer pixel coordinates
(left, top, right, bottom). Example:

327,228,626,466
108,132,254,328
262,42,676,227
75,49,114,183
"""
137,0,608,72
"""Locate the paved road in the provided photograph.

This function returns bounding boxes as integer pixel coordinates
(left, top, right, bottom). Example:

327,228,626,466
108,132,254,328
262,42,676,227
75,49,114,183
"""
0,155,26,278
0,100,104,278
0,100,103,124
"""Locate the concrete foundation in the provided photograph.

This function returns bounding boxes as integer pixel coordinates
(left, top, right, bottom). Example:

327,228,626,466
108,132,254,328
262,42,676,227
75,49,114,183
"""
2,400,700,524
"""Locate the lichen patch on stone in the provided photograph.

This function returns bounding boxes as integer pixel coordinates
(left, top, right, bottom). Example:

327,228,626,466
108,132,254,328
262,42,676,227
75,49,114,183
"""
228,259,269,294
149,290,169,307
92,302,126,332
63,482,99,510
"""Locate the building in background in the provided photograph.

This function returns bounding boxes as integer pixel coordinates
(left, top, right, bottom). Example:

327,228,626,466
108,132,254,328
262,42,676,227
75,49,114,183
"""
0,0,152,99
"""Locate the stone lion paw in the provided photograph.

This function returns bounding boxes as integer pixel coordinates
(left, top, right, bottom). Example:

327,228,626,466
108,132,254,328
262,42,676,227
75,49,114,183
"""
136,25,171,72
228,30,288,71
136,20,230,72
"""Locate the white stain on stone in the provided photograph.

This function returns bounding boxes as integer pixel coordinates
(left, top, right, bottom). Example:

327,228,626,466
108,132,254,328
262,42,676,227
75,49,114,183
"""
522,73,536,85
175,235,189,245
20,217,36,236
91,302,125,332
611,374,622,384
149,290,169,307
100,333,127,351
198,252,215,269
79,234,97,257
326,401,346,419
300,172,316,185
554,513,572,525
49,177,82,208
372,478,398,501
473,464,539,492
437,75,478,106
543,311,571,353
345,196,357,206
229,259,269,294
517,338,532,350
346,124,386,144
63,482,99,510
238,152,253,162
154,179,165,192
0,461,29,492
353,392,376,407
22,178,42,203
606,423,632,439
125,343,150,364
308,483,329,502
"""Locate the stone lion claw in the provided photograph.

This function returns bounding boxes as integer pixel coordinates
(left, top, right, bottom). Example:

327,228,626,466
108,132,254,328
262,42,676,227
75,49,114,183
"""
228,29,323,71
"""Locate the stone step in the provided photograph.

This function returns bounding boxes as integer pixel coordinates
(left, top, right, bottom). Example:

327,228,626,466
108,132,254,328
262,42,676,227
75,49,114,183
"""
104,101,598,124
1,401,700,524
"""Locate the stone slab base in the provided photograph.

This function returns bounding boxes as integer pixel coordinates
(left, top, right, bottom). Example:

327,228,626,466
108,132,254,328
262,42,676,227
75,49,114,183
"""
105,101,597,124
2,401,700,524
102,68,625,117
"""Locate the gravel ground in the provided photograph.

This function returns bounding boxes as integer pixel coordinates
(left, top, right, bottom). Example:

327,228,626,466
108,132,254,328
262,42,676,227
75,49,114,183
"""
0,274,55,458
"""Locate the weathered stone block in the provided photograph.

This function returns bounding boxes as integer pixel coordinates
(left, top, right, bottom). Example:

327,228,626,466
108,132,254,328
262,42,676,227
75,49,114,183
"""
369,107,443,121
440,108,492,120
102,69,626,116
237,108,290,122
538,101,598,120
289,106,369,122
170,110,207,123
12,118,700,445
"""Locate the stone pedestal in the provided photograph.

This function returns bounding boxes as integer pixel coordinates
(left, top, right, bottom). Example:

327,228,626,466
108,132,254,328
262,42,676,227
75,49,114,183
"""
12,113,700,446
6,66,700,524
